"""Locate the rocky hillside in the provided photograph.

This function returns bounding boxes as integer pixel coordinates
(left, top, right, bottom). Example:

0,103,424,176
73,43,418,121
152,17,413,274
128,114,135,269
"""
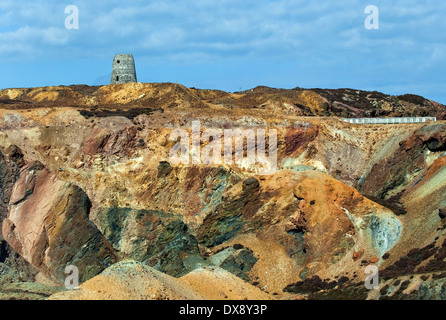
1,83,446,300
1,83,445,119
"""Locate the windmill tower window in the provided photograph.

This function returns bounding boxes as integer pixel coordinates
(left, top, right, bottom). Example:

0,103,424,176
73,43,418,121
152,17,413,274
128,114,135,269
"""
117,60,120,64
116,76,119,81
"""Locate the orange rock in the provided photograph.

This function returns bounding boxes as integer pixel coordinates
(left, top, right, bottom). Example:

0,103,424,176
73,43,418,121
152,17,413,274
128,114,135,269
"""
369,256,379,264
353,251,362,261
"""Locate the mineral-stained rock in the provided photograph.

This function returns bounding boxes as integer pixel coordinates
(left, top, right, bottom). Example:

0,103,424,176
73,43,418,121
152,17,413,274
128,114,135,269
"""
352,251,362,261
360,124,446,202
0,145,25,232
197,177,261,247
207,247,258,281
2,162,117,283
284,124,319,157
1,83,446,299
0,236,37,285
94,207,201,276
369,256,379,264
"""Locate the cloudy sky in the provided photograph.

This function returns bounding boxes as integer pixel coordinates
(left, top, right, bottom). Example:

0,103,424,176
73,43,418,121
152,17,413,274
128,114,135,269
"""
0,0,445,103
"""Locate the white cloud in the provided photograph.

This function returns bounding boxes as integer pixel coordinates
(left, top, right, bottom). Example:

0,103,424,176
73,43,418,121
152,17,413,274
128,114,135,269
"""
0,0,434,61
0,0,445,102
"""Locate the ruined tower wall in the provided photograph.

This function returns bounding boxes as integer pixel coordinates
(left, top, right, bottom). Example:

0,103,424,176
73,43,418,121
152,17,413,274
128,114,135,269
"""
110,54,137,84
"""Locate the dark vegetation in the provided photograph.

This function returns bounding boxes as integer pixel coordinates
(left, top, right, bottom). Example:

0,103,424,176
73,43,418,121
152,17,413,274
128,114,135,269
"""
381,239,446,279
79,107,163,120
283,275,350,294
283,274,370,300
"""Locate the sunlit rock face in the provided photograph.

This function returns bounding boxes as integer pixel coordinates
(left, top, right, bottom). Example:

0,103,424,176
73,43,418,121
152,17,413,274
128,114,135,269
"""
0,83,446,300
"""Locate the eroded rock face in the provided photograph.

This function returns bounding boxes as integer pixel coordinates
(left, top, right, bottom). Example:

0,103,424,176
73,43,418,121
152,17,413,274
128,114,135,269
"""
0,145,25,234
0,236,37,285
207,246,258,281
360,124,446,201
197,177,262,247
1,83,446,299
95,207,201,276
2,162,117,283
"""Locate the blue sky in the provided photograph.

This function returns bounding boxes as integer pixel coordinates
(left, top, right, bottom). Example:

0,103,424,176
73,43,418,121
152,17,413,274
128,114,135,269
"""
0,0,445,103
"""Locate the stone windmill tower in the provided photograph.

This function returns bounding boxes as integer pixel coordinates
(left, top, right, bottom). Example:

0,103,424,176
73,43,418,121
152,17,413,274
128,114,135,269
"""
110,54,137,84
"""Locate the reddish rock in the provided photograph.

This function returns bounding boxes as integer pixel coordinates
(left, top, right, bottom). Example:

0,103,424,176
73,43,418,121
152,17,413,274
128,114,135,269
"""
353,251,362,261
284,125,319,156
2,162,117,283
369,256,379,264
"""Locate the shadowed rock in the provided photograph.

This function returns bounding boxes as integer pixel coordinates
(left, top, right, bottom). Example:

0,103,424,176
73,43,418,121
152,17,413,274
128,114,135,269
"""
95,207,202,277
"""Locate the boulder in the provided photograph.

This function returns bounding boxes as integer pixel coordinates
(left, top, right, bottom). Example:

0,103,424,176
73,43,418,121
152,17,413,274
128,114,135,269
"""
2,162,117,283
94,207,202,277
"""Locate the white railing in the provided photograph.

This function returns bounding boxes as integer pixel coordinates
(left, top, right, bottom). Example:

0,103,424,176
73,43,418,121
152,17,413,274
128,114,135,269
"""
340,117,437,124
